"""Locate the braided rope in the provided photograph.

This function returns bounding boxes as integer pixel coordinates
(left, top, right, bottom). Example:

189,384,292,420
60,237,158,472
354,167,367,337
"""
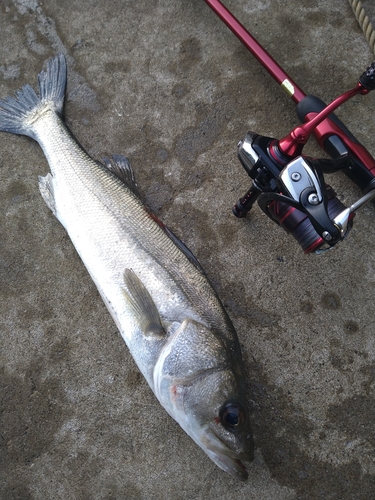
349,0,375,54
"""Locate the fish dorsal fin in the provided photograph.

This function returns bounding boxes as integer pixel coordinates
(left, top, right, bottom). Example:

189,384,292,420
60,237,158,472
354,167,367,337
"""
103,155,205,274
146,210,206,275
102,155,140,197
123,269,165,339
163,225,206,275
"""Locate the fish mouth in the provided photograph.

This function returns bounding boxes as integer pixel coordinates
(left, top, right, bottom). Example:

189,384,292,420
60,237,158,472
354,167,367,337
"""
203,429,254,481
205,446,251,481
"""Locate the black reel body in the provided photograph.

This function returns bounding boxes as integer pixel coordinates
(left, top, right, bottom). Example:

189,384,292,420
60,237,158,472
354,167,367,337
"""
234,132,355,254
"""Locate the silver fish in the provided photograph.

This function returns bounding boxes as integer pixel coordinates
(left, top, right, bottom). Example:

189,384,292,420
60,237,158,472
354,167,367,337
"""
0,55,254,479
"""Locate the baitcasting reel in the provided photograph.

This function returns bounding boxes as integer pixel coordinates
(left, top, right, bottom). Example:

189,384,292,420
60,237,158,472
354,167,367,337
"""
233,61,375,254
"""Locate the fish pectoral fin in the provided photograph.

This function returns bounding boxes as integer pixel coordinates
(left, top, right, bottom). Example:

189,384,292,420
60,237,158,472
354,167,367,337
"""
102,155,140,197
38,173,56,215
123,269,165,338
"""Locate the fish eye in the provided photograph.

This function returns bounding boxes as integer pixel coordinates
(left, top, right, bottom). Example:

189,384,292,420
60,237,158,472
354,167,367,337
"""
219,401,246,432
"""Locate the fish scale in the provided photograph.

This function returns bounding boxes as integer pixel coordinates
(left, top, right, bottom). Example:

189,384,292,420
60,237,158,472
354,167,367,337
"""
0,54,254,480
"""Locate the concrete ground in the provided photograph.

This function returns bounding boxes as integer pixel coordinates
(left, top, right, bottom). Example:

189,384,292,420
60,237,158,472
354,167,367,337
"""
1,1,375,498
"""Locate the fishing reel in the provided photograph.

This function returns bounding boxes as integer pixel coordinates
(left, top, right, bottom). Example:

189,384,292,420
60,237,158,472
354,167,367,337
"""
233,61,375,254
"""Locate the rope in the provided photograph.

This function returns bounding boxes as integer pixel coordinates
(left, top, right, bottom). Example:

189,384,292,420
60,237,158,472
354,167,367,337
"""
348,0,375,54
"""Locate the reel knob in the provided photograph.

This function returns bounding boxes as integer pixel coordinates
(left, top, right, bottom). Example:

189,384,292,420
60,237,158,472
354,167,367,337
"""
359,61,375,90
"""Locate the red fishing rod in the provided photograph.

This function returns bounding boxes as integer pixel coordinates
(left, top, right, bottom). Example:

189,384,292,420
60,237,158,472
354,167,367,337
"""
203,0,305,103
203,0,375,253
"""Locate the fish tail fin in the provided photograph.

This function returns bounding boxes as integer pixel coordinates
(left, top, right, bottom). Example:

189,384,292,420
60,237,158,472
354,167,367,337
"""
0,54,67,140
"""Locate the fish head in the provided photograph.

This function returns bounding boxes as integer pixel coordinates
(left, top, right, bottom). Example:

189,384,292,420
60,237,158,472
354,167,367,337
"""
179,367,254,480
208,400,254,480
155,319,254,480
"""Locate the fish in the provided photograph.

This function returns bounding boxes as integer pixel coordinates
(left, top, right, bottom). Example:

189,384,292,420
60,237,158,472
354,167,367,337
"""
0,54,254,480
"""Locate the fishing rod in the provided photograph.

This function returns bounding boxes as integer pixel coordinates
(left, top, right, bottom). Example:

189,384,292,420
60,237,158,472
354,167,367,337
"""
203,0,375,253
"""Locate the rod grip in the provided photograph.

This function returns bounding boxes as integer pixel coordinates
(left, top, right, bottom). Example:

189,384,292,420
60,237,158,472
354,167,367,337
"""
296,95,375,191
296,95,360,146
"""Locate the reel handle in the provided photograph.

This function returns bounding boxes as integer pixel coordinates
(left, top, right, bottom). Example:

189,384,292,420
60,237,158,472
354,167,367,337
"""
272,61,375,171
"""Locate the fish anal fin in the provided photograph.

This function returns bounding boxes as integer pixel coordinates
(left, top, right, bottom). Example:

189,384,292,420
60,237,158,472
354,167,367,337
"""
38,173,56,215
123,269,165,339
102,155,140,197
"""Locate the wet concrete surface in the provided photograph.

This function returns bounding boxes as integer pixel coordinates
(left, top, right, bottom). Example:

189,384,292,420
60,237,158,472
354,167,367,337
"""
1,1,375,498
